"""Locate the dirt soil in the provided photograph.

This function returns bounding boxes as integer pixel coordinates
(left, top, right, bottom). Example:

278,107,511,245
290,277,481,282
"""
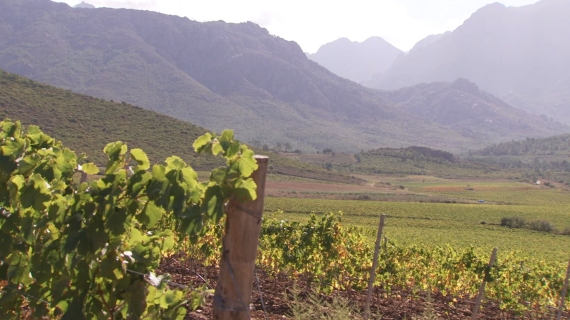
159,255,567,320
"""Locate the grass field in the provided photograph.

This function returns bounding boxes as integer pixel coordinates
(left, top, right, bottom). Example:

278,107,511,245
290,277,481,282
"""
264,177,570,263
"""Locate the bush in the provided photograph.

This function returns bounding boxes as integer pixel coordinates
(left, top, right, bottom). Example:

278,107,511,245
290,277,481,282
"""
561,227,570,236
528,220,554,233
501,217,526,228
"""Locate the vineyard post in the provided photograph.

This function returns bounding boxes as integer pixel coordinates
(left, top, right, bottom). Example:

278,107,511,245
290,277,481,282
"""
556,259,570,320
364,214,386,320
471,247,498,320
213,155,269,320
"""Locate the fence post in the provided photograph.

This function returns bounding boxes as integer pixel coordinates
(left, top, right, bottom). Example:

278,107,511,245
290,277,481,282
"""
557,259,570,320
213,155,269,320
471,247,498,320
364,214,386,320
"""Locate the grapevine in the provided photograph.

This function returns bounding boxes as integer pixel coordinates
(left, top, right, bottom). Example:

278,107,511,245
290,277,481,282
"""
0,119,258,319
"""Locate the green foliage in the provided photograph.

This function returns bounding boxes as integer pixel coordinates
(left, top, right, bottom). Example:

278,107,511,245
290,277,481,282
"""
501,217,526,228
527,220,554,233
264,196,570,262
471,134,570,175
259,212,373,293
0,120,258,319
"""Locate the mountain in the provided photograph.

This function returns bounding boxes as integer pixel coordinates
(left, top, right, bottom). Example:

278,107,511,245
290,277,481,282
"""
0,68,368,184
0,0,566,153
379,78,567,145
74,2,95,9
367,0,570,123
307,37,402,83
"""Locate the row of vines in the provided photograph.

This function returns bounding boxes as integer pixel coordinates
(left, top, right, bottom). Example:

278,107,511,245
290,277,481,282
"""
1,119,568,319
188,211,569,314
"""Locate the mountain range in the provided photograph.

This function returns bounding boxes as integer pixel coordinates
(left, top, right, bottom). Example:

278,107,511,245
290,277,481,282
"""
0,0,567,153
0,68,366,184
307,37,402,84
366,0,570,124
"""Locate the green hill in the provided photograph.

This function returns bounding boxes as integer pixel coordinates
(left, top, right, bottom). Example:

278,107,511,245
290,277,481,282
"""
0,69,362,184
470,134,570,179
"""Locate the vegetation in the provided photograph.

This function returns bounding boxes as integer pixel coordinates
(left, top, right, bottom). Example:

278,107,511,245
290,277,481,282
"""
264,191,570,262
471,134,570,181
187,211,570,313
0,120,259,318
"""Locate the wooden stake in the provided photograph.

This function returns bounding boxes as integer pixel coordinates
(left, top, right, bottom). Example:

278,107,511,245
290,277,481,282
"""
471,247,498,320
364,214,386,320
213,156,269,320
557,259,570,320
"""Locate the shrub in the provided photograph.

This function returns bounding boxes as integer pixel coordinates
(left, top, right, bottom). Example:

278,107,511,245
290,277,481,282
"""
528,220,554,233
501,217,526,228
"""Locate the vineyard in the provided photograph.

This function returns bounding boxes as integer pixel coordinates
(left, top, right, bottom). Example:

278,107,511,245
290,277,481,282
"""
1,120,570,319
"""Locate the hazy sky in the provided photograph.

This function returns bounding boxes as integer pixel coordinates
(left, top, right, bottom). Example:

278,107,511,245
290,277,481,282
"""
59,0,541,53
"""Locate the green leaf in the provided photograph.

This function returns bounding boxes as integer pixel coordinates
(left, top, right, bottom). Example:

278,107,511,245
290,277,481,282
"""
209,167,227,184
8,253,32,286
219,130,234,143
130,148,150,171
229,148,258,178
1,137,25,157
234,177,258,202
140,201,162,228
17,155,38,175
165,156,186,171
180,167,198,189
80,163,99,175
192,133,213,153
159,290,176,308
103,141,127,174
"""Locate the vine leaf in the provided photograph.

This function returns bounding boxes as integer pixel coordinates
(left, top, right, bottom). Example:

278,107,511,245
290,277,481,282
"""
130,148,150,171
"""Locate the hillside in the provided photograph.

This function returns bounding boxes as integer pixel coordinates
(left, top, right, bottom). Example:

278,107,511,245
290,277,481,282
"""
367,0,570,123
349,146,498,178
470,134,570,179
307,37,402,83
379,78,567,143
0,69,365,184
0,0,565,153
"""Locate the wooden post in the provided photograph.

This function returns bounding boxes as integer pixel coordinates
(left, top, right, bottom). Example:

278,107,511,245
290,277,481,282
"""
557,259,570,320
471,247,498,320
364,214,386,320
213,156,269,320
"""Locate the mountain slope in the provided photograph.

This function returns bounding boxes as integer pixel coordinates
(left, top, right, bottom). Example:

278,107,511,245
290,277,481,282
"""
307,37,402,83
379,78,567,144
368,0,570,123
0,0,567,152
0,68,367,184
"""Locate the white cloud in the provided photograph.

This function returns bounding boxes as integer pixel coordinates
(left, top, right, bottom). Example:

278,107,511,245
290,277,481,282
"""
57,0,541,52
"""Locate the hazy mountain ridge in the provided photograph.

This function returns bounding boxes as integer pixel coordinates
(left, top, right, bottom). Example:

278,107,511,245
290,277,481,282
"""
379,78,566,142
367,0,570,123
0,0,566,153
0,68,366,183
307,37,402,83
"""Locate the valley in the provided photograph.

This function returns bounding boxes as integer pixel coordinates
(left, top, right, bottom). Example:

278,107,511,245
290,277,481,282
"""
1,0,570,319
